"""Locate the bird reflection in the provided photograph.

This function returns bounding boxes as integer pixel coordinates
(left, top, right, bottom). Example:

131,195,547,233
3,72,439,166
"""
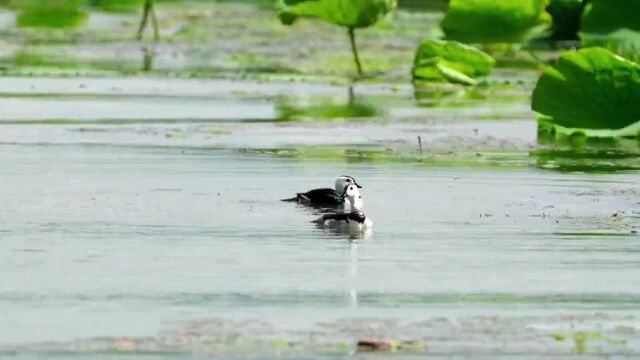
348,242,359,308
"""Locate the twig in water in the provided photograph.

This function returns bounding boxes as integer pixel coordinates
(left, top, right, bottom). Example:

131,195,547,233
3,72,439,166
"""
418,136,423,155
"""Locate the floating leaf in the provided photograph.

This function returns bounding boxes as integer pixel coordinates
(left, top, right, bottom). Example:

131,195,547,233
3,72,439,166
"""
275,96,378,121
412,39,495,85
441,0,552,44
532,47,640,136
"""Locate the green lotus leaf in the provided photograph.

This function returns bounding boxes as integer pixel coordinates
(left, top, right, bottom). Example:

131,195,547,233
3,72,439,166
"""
13,0,87,28
412,40,495,85
276,0,397,29
441,0,552,44
532,47,640,134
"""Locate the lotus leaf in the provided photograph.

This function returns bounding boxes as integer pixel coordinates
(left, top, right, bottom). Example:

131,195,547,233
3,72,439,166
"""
532,47,640,135
413,40,495,85
441,0,552,44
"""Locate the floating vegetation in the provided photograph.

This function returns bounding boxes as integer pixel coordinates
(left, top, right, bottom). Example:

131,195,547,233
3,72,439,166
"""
550,331,608,354
275,95,379,121
237,145,531,169
532,148,640,172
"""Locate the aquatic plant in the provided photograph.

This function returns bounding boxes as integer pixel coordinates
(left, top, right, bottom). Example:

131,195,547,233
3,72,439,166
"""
440,0,551,44
276,0,397,75
412,39,495,85
532,47,640,138
13,0,87,28
550,331,606,353
276,98,378,121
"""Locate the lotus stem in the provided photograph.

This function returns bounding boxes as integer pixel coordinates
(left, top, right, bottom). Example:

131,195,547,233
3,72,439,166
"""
137,0,159,41
150,0,160,41
528,48,545,67
348,27,363,75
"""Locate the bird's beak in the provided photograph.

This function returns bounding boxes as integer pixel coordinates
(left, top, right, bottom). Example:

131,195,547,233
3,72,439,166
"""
355,182,363,189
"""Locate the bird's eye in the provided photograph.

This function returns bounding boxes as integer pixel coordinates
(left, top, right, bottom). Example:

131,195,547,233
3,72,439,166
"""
346,179,352,182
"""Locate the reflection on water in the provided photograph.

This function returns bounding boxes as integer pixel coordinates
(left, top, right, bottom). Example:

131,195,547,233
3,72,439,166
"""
142,44,155,72
535,125,640,172
348,243,358,308
275,85,379,122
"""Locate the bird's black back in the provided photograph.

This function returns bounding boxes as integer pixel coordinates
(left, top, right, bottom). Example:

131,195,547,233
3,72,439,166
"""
299,188,344,205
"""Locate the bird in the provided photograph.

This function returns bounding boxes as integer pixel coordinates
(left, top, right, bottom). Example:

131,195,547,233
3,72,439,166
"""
281,175,362,208
313,184,373,232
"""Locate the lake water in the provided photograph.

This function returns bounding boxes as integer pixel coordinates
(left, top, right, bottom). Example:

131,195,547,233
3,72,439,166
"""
1,76,639,358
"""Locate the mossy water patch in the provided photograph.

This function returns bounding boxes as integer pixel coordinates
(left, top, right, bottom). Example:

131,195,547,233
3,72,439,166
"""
3,48,143,74
275,96,379,122
237,145,531,168
413,83,530,106
532,148,640,172
234,142,639,172
550,331,607,353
